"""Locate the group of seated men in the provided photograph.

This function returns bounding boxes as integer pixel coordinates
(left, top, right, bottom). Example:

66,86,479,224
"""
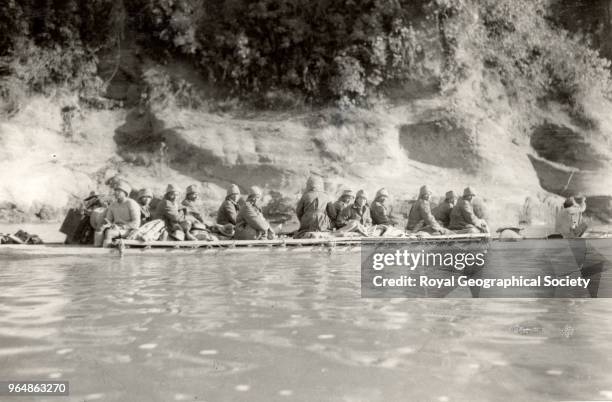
84,180,274,246
84,176,489,246
294,176,489,238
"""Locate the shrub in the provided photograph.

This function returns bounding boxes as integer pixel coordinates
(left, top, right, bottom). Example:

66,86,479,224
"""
194,0,434,103
129,0,202,54
251,89,305,110
0,77,25,117
5,39,102,95
0,0,121,107
142,67,203,109
436,0,612,131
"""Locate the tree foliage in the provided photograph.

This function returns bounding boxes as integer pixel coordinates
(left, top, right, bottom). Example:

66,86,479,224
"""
434,0,612,129
0,0,611,113
128,0,432,102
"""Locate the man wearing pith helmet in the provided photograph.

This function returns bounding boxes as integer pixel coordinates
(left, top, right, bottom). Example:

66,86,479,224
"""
433,190,457,228
328,189,354,229
102,180,141,247
137,188,154,224
295,176,332,238
449,186,489,233
182,184,204,224
217,184,241,226
370,187,398,226
337,189,372,230
154,184,196,241
406,185,446,234
235,186,275,240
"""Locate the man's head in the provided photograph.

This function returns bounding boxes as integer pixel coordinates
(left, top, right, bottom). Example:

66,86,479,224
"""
165,184,179,202
463,186,476,201
340,189,354,204
375,188,390,204
445,190,457,204
563,197,576,209
138,188,153,206
227,184,241,202
248,186,263,205
84,191,100,209
355,189,368,207
185,185,198,201
114,181,131,202
306,176,323,192
419,185,432,201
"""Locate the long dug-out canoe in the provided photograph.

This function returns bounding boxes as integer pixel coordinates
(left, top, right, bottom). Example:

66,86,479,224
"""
0,233,491,257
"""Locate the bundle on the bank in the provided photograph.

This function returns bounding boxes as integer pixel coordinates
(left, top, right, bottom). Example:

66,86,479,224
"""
0,230,43,244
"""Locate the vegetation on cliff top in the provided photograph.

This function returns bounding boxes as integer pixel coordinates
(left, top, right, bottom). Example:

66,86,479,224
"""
1,0,611,130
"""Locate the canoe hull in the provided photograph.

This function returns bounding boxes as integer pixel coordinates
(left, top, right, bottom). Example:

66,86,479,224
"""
0,234,490,257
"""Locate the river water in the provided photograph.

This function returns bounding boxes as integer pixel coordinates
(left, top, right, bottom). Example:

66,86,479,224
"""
1,245,612,401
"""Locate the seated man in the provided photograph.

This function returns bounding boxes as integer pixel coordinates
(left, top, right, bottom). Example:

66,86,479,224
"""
433,190,457,228
406,185,449,235
295,176,332,238
370,188,398,226
336,189,372,236
154,184,196,241
137,188,154,224
102,181,141,247
126,189,167,243
217,184,241,226
182,185,205,225
554,197,588,238
449,187,489,234
183,184,222,240
327,189,354,229
235,186,275,240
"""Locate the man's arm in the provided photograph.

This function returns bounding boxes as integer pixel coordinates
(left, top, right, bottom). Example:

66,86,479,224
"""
190,209,204,223
162,201,182,225
363,207,373,226
243,205,270,232
369,204,383,225
326,202,337,221
336,206,350,227
421,202,441,230
222,202,238,225
460,201,482,227
296,196,305,221
126,200,141,229
104,206,114,224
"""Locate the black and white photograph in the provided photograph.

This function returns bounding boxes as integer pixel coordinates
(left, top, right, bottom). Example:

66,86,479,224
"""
1,0,612,401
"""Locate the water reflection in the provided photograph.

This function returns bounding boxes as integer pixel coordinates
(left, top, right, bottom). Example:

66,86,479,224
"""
0,244,611,401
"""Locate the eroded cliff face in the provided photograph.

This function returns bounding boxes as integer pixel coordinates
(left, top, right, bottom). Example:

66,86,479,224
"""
2,83,612,231
0,89,550,230
526,101,612,223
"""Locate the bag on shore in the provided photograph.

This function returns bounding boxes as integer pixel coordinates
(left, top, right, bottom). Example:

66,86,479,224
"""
14,230,43,244
1,230,43,245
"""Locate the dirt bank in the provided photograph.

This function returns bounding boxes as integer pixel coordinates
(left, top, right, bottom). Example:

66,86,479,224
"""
0,92,558,231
